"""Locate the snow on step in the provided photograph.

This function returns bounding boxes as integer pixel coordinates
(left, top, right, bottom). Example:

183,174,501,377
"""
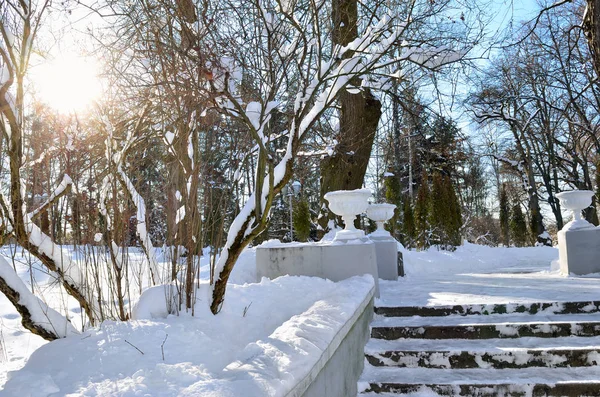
371,311,600,328
375,300,600,317
360,381,600,396
365,336,600,369
360,364,600,383
358,365,600,395
365,347,600,369
371,312,600,340
366,335,600,352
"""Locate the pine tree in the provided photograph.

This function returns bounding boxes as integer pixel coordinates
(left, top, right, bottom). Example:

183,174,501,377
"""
414,172,431,250
510,201,528,247
402,196,416,248
293,197,311,242
499,183,510,247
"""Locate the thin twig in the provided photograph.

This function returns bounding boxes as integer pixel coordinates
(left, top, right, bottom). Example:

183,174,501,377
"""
243,302,252,317
161,334,168,361
124,339,144,355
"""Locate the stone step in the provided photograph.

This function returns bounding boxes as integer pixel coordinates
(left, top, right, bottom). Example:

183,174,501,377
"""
375,300,600,318
370,313,600,340
360,382,600,396
365,334,600,353
371,320,600,340
365,347,600,369
358,366,600,396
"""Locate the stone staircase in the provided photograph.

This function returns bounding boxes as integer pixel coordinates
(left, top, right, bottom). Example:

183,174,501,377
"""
358,300,600,396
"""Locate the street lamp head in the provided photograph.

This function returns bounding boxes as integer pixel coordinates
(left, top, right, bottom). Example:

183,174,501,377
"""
291,180,301,195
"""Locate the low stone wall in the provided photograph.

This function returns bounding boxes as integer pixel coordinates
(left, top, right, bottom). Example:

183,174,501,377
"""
222,277,375,397
287,286,374,397
256,240,380,296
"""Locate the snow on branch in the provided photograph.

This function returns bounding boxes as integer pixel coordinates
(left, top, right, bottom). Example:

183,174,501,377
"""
402,46,469,69
0,255,77,339
101,110,161,285
28,174,73,219
116,166,161,285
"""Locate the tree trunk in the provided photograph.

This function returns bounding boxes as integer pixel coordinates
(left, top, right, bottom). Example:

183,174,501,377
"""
318,0,382,232
0,277,60,341
584,1,600,76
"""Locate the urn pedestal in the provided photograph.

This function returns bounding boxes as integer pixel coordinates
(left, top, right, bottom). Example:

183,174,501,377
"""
556,190,600,275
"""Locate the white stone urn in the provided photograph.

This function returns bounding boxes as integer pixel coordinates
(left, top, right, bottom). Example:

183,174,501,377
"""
324,188,372,240
556,190,595,231
366,203,396,237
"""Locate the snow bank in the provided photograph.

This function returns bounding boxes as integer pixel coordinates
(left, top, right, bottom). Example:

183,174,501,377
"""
0,255,77,339
2,275,374,396
403,242,558,276
378,242,600,308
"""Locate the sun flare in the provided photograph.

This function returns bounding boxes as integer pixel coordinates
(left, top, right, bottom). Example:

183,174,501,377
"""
30,54,102,114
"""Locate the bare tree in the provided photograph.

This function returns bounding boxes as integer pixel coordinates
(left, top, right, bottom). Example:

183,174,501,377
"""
0,0,106,338
202,0,474,313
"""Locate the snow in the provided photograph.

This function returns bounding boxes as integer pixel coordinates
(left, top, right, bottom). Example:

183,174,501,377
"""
377,242,588,308
164,131,175,145
360,365,600,386
0,256,76,339
176,205,186,224
131,283,179,319
560,219,594,231
1,63,10,85
117,167,161,285
539,231,551,239
371,312,600,328
1,269,373,396
366,335,600,354
27,174,72,219
2,240,600,395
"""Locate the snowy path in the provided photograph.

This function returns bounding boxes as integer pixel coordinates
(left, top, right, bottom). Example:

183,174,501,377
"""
379,243,600,307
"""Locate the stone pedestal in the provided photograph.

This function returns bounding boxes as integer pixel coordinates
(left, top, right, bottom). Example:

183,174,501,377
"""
256,240,380,297
558,227,600,275
369,235,400,280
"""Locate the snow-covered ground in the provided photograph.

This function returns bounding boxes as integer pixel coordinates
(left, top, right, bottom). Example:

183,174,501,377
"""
0,244,259,389
1,241,598,396
382,242,598,307
0,244,374,396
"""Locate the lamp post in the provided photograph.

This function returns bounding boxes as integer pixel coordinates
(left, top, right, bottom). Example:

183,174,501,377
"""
287,181,302,241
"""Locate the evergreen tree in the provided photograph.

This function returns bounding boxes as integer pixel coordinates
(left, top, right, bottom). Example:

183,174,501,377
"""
430,173,446,246
429,173,462,250
402,196,416,248
510,201,528,247
443,175,462,248
499,183,510,247
384,173,402,239
293,197,311,242
414,172,431,250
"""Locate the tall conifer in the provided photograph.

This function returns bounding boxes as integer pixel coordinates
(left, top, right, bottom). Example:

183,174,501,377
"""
293,197,311,242
510,201,528,247
444,175,462,248
414,172,431,250
430,173,446,246
499,183,510,246
384,174,402,239
402,196,416,248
